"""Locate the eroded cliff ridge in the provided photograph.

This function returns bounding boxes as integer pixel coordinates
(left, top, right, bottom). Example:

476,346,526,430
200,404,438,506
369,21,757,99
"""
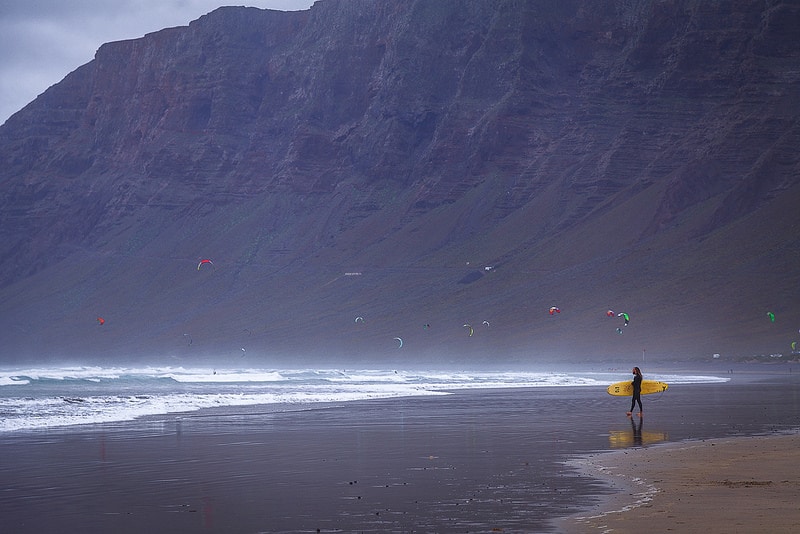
1,0,799,364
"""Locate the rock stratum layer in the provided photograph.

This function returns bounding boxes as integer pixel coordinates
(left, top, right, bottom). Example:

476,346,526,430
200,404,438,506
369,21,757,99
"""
1,0,799,365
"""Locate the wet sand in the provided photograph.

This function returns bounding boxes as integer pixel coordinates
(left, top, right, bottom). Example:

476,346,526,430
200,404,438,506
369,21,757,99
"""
0,388,613,533
560,432,800,533
1,366,799,533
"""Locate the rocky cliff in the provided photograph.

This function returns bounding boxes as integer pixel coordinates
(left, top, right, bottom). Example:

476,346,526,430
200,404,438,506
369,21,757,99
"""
1,0,799,365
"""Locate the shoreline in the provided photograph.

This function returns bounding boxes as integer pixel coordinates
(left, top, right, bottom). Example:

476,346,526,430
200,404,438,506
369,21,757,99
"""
2,375,799,532
557,431,800,533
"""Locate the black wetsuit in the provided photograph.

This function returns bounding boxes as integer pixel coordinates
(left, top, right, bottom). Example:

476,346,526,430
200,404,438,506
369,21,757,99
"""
630,374,643,413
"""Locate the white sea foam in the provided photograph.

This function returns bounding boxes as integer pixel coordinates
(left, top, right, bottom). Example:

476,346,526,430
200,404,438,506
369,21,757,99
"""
0,387,441,432
0,376,29,386
160,369,286,383
645,373,729,384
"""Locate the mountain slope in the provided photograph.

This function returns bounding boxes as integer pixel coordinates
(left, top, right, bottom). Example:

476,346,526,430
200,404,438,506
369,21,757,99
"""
1,0,799,365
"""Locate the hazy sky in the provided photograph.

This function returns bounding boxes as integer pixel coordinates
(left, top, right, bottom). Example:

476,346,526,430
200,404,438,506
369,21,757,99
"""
0,0,314,125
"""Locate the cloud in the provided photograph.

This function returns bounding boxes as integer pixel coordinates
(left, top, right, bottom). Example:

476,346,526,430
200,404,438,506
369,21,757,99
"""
0,0,314,125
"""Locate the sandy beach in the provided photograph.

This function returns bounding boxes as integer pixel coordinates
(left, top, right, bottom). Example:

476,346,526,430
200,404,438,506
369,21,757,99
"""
560,432,800,533
1,366,798,533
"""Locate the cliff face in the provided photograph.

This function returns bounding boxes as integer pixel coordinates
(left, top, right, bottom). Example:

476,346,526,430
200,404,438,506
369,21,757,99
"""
1,0,799,365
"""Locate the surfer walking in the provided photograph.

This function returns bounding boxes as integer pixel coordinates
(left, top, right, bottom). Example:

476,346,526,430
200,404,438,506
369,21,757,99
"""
627,366,643,417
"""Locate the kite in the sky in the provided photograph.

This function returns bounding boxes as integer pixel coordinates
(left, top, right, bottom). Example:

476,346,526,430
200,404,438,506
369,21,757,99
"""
606,310,615,317
549,306,561,315
618,312,630,326
197,259,214,270
767,311,775,322
355,316,364,323
394,337,403,348
464,324,474,336
96,317,105,326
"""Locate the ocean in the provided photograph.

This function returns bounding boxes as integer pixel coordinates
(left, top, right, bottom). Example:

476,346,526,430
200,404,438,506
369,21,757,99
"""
1,365,728,432
1,364,798,533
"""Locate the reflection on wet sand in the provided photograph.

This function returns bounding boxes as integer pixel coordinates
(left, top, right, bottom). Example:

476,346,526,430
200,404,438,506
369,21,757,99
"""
608,416,668,448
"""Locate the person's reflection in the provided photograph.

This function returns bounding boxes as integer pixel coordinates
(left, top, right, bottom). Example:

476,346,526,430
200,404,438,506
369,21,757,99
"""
631,413,643,447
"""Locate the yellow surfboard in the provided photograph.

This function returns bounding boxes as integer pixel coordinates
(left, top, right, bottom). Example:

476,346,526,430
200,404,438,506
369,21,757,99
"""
606,379,668,396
